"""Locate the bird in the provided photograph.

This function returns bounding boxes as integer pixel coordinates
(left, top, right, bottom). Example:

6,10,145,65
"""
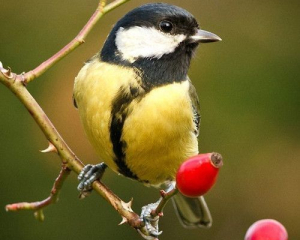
73,2,221,234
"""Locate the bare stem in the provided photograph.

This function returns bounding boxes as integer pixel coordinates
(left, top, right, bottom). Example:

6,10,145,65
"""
23,0,130,84
152,188,178,217
5,165,71,221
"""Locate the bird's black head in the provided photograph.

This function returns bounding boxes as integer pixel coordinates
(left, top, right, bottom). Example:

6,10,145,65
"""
100,3,221,88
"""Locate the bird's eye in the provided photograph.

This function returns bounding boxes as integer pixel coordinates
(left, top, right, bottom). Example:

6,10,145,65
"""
159,20,173,33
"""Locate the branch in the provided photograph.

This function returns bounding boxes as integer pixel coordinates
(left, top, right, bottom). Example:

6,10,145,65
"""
152,188,178,218
0,0,148,235
23,0,130,84
5,165,71,221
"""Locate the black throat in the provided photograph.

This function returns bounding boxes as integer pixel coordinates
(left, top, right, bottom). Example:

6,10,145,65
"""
100,37,197,89
132,43,194,88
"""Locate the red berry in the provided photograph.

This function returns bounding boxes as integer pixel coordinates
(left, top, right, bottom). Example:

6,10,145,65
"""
176,152,223,197
245,219,288,240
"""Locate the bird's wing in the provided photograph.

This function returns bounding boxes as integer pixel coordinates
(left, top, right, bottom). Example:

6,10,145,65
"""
188,78,201,136
172,193,212,228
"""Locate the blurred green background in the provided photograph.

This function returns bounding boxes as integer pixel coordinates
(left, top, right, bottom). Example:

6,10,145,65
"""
1,0,299,239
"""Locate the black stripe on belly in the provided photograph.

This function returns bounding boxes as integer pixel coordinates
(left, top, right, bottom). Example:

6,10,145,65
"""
110,84,143,179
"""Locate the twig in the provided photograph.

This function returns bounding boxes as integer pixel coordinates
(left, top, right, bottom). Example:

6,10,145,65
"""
5,165,71,221
0,0,145,233
23,0,130,84
152,188,179,218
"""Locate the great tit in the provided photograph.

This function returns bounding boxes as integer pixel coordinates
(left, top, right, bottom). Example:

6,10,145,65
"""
74,3,221,229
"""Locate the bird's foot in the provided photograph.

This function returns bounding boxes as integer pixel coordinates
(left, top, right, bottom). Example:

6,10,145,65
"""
138,201,163,240
77,163,107,199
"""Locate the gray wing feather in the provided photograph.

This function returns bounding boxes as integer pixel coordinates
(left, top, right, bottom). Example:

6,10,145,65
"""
188,78,201,136
172,193,212,228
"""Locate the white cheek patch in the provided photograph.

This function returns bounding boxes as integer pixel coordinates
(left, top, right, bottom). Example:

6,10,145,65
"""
115,26,186,63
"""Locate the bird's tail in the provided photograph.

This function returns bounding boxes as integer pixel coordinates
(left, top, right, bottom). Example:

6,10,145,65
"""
172,193,212,228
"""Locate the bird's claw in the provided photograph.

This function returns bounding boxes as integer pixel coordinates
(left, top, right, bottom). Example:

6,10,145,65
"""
77,163,107,196
138,202,162,240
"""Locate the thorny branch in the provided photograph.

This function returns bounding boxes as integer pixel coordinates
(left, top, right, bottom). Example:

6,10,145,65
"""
5,165,71,221
0,0,173,238
23,0,130,84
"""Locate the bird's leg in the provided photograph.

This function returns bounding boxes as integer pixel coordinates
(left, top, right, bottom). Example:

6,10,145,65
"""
77,163,107,198
138,200,162,239
138,182,177,239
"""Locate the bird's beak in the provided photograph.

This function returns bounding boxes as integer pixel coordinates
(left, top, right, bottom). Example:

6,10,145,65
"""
189,29,222,43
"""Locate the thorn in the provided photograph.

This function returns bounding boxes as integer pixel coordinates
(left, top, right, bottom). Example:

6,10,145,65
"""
78,190,92,199
78,193,86,199
34,209,45,222
159,190,167,198
118,216,128,225
76,37,85,44
20,72,27,86
0,64,14,79
158,212,163,217
121,198,133,212
40,142,57,153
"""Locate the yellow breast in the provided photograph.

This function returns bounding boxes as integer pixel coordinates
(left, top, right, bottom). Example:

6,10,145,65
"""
74,58,198,185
